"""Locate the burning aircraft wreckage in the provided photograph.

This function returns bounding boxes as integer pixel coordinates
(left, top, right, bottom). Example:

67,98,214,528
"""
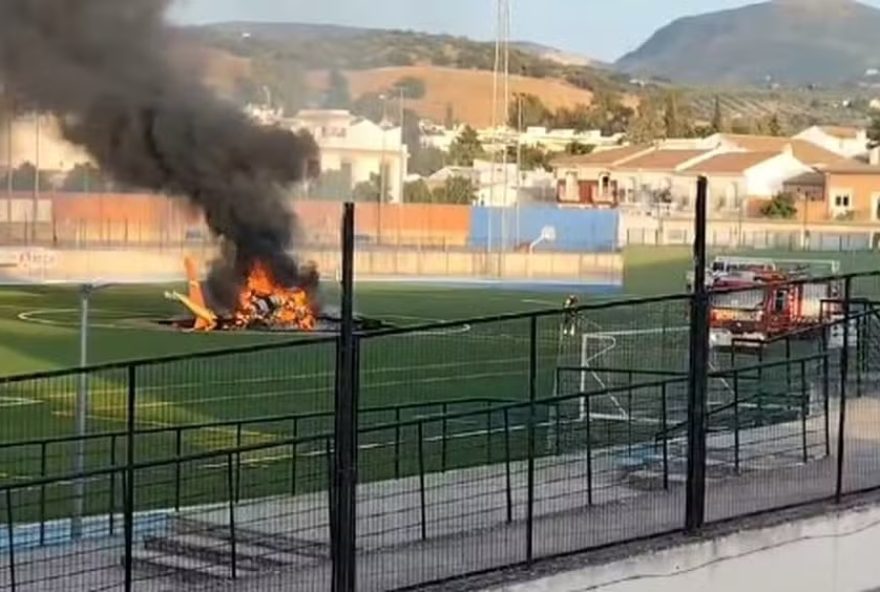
163,258,390,334
0,0,391,337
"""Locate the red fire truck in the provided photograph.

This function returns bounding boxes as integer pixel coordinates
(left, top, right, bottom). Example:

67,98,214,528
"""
708,268,841,348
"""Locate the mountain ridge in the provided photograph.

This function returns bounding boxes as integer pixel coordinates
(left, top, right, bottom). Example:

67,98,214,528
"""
616,0,880,85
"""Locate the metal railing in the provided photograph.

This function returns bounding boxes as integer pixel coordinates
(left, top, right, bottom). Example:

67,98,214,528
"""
1,272,880,591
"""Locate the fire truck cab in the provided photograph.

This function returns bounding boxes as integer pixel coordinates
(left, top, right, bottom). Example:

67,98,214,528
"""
708,269,841,349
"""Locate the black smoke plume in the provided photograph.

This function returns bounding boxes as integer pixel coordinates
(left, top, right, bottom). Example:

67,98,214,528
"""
0,0,319,309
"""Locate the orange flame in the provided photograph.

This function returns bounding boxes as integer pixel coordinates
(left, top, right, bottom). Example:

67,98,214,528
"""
235,261,317,331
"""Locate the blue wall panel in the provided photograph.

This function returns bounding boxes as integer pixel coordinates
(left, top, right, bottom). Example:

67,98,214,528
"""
469,206,618,252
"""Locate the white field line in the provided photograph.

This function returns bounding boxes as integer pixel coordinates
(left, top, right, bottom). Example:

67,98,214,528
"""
0,396,42,408
32,353,536,403
579,318,623,418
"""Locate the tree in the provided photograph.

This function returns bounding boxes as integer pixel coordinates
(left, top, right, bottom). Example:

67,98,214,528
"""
352,173,388,203
323,69,351,109
508,93,552,128
507,145,551,171
448,125,485,166
433,176,476,205
711,96,725,134
403,179,434,203
663,91,681,138
409,146,446,176
662,91,696,138
393,76,426,100
564,141,595,156
868,114,880,148
444,103,456,129
626,95,664,143
311,168,353,200
552,104,593,132
0,162,53,192
766,113,783,137
351,92,386,124
61,163,110,192
760,192,797,219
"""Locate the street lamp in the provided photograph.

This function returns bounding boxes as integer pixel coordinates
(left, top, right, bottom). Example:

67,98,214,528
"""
71,281,110,540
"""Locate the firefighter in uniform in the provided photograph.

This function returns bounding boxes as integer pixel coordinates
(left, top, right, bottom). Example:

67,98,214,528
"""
562,295,579,337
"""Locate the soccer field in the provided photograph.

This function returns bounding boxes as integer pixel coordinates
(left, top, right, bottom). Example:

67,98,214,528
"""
0,246,863,523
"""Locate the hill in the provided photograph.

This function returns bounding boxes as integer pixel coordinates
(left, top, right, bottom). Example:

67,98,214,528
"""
511,42,602,68
309,66,598,128
181,22,633,126
616,0,880,85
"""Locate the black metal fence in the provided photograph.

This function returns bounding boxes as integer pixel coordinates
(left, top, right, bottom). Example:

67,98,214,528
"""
1,272,880,590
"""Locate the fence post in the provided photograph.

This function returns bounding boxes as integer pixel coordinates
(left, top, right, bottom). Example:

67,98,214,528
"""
174,428,182,512
503,408,513,523
39,442,46,546
660,383,669,491
290,418,299,495
109,435,116,537
5,488,14,592
325,438,335,568
685,176,710,533
733,370,741,474
235,424,242,503
822,329,831,458
835,278,852,503
586,393,593,506
226,453,238,579
394,407,401,479
627,371,634,456
785,337,792,395
856,312,863,398
801,360,809,464
526,316,537,564
332,202,358,592
441,403,448,473
485,401,492,464
123,364,136,592
417,421,427,541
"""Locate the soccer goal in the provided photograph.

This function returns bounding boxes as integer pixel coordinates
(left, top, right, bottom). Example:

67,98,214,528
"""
548,311,691,453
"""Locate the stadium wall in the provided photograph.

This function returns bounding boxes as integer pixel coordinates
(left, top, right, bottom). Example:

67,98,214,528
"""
469,206,619,252
620,211,880,251
488,501,880,592
0,246,622,285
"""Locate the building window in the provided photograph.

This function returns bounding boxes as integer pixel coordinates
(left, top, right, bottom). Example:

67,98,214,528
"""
774,290,788,313
600,174,611,197
834,194,851,208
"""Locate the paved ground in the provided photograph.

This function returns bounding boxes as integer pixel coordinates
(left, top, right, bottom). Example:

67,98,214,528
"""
3,396,880,591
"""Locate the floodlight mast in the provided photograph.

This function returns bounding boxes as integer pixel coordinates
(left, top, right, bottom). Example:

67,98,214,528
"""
71,281,109,540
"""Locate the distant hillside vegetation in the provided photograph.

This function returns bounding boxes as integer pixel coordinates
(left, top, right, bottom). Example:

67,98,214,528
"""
182,21,630,116
617,0,880,85
309,66,604,127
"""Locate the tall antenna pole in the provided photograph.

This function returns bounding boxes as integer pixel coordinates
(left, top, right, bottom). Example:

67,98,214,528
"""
491,0,511,252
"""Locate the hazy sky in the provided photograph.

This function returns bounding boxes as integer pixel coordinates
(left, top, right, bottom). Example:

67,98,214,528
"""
167,0,776,62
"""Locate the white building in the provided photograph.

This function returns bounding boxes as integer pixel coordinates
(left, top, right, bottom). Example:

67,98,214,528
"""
679,148,812,212
289,110,409,203
428,159,555,206
518,127,623,152
794,126,869,159
419,122,461,152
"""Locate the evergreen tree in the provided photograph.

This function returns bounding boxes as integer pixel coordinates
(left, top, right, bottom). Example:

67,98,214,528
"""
711,96,725,134
448,126,485,166
324,69,351,109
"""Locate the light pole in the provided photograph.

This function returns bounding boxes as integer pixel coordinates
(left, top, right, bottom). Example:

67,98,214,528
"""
378,94,389,245
3,90,13,239
32,112,40,244
398,87,405,207
71,282,110,540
